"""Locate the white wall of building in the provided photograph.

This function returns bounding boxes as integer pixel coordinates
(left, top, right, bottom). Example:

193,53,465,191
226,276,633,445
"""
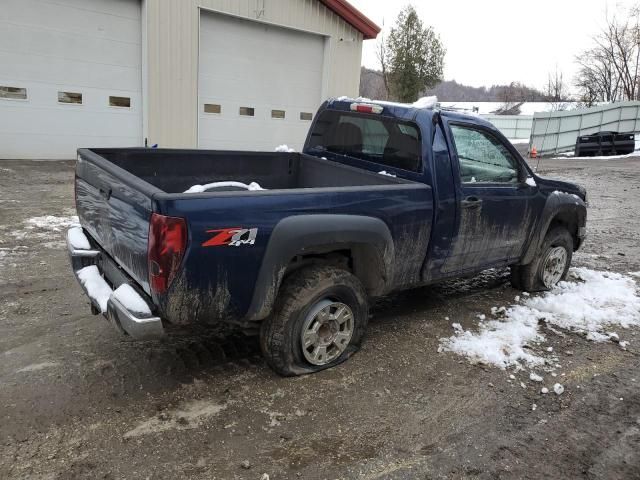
0,0,366,158
0,0,142,159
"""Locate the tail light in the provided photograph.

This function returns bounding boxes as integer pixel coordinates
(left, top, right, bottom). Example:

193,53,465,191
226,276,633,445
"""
148,213,187,294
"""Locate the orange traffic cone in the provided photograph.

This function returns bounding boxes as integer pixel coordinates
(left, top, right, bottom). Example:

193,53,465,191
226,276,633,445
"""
530,146,537,159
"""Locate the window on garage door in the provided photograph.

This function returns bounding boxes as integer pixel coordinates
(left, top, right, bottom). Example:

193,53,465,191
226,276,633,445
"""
307,110,422,172
58,92,82,104
204,104,221,114
0,86,27,100
109,96,131,108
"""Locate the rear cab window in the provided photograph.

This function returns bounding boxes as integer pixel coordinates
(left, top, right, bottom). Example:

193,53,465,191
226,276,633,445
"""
307,110,422,172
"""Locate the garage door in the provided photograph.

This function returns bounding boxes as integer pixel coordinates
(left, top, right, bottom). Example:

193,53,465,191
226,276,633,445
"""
0,0,142,159
199,12,325,151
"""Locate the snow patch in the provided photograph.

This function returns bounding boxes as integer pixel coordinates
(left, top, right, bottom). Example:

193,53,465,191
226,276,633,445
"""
438,304,544,369
335,95,438,110
112,284,151,316
67,226,91,250
275,144,296,153
554,151,640,160
12,213,79,242
25,214,79,231
586,331,610,342
525,177,537,187
184,181,265,193
336,95,371,102
439,268,640,368
527,268,640,333
378,170,396,177
411,96,438,109
529,373,543,382
76,265,112,313
439,101,587,116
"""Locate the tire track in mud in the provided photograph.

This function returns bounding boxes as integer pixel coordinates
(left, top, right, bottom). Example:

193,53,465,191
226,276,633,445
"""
77,331,263,400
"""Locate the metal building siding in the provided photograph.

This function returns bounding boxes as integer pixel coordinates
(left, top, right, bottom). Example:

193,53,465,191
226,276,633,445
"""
144,0,363,148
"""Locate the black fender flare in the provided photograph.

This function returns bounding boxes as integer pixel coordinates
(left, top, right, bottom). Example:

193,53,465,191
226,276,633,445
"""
245,214,394,321
520,192,587,265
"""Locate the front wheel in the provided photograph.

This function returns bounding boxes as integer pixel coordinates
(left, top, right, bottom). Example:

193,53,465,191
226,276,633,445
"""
510,227,573,292
260,265,369,376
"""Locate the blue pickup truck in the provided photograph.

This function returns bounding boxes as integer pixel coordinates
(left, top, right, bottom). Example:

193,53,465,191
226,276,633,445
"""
68,98,587,376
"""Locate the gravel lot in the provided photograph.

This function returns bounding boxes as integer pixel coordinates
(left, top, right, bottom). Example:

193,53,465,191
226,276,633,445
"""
1,156,640,479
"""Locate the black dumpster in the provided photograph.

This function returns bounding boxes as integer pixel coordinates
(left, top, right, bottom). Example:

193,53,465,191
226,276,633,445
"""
575,131,635,157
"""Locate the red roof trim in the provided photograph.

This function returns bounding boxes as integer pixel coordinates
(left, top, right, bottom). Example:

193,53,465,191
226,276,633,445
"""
319,0,381,40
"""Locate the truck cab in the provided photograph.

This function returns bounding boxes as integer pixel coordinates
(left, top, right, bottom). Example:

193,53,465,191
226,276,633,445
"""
305,99,585,284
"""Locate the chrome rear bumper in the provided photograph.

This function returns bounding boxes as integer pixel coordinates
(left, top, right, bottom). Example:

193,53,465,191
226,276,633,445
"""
67,227,164,340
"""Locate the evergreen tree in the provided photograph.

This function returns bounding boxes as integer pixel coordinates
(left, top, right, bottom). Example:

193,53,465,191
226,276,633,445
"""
380,6,445,102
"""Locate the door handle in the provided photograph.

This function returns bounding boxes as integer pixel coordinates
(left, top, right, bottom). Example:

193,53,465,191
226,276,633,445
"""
461,196,482,208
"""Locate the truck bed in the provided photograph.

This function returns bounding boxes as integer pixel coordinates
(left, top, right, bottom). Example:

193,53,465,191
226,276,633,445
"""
75,148,431,319
89,148,406,193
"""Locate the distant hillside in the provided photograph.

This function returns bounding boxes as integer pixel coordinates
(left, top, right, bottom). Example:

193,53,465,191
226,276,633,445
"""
426,80,549,102
359,67,388,100
359,67,549,102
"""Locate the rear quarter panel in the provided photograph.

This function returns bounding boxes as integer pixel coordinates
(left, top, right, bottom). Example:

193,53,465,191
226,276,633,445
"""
154,184,433,325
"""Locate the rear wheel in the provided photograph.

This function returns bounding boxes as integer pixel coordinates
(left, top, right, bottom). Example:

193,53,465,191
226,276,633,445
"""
510,226,573,292
260,265,368,376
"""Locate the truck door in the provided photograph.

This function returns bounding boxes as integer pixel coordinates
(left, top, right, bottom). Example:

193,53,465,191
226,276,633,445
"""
440,119,536,273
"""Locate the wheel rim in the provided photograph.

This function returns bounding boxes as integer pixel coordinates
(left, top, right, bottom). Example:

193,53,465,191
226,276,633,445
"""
300,299,354,366
541,246,567,288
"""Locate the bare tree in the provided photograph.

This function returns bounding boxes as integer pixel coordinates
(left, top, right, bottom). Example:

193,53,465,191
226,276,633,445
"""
376,36,391,99
575,47,620,105
575,6,640,103
596,15,640,100
546,67,570,111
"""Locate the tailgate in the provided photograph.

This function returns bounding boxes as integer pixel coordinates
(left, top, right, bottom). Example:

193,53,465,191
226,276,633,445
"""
75,149,160,295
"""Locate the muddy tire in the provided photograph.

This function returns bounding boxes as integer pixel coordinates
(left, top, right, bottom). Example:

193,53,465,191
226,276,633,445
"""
260,265,369,376
510,227,573,292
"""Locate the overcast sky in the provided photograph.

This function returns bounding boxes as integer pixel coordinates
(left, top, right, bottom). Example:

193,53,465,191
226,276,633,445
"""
349,0,637,92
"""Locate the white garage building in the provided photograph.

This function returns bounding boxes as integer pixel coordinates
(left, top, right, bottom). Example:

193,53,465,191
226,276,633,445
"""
0,0,379,159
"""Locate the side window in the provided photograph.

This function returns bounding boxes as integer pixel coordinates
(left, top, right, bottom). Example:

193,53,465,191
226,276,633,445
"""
450,125,519,183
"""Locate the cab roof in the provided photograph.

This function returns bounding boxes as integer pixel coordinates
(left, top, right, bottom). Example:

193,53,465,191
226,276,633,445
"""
325,96,496,130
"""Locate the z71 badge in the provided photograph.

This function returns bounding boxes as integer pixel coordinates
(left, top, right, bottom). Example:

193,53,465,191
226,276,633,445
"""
202,227,258,247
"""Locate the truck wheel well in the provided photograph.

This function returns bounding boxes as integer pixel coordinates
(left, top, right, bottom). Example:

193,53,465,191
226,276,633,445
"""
284,246,385,296
548,214,578,250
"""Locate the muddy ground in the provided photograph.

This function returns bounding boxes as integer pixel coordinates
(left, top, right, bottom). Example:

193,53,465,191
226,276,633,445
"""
1,156,640,480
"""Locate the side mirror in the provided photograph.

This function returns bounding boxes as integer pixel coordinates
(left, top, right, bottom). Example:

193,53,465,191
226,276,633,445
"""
516,166,536,188
518,166,528,184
